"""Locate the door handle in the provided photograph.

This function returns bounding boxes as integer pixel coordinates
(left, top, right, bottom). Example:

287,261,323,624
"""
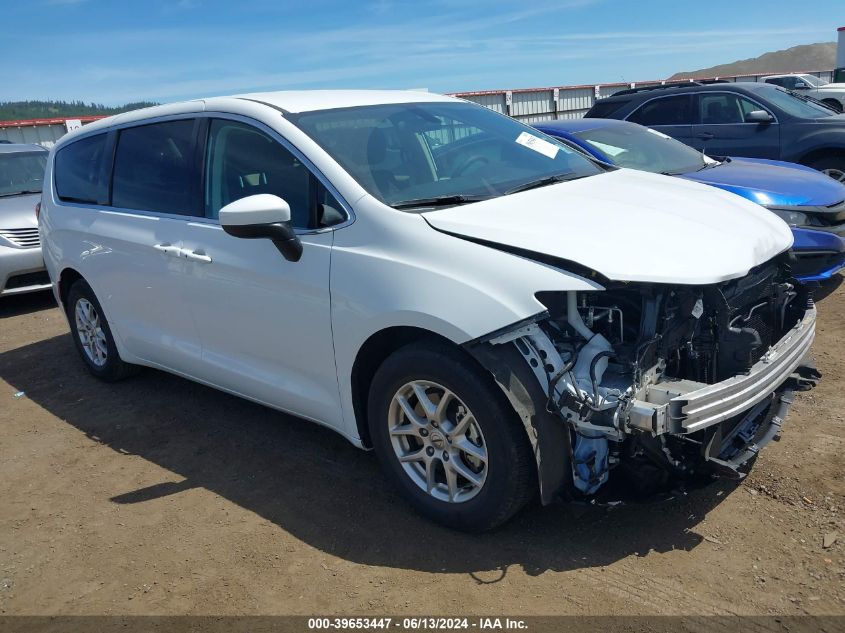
184,250,212,263
153,243,182,256
696,132,715,141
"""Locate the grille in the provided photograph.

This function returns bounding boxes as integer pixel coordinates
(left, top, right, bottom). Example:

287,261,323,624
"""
746,310,774,365
5,271,50,290
792,251,845,278
0,228,40,248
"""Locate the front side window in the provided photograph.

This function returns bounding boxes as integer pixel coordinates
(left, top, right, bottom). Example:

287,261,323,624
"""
112,120,197,215
204,119,318,228
54,134,107,203
288,101,603,209
0,151,47,198
699,93,769,124
627,95,694,126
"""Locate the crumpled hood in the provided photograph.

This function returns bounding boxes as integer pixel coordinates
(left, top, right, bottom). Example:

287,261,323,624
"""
423,169,793,285
0,193,40,229
681,157,845,207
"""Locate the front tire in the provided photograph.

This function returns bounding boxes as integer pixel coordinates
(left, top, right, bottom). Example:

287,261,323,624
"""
367,340,536,531
66,279,137,382
808,155,845,183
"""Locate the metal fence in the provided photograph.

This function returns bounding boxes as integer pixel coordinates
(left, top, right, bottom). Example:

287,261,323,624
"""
0,69,836,147
0,116,102,147
451,70,835,122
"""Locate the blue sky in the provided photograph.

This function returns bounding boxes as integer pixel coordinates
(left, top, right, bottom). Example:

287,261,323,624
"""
1,0,841,105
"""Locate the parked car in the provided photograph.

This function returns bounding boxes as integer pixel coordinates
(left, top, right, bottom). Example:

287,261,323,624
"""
585,82,845,181
0,143,51,296
40,91,818,530
533,118,845,282
762,74,845,113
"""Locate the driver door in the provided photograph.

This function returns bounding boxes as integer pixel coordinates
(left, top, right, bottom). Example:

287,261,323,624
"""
691,92,780,158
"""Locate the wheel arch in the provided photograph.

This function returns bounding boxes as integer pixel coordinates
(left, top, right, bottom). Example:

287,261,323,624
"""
57,267,84,309
351,326,468,448
820,98,843,113
798,146,845,168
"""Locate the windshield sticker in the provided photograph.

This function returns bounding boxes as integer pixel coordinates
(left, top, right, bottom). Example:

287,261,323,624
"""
646,128,672,139
515,132,559,159
584,140,627,157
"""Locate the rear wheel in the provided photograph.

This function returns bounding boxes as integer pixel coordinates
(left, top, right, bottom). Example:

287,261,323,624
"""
808,155,845,183
66,279,137,381
367,341,535,531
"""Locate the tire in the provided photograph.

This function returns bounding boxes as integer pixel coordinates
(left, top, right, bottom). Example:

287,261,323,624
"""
65,279,137,382
807,155,845,183
821,99,843,114
367,340,536,531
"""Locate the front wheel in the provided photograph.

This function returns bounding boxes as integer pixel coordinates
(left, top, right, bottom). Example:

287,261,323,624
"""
367,341,536,531
808,155,845,183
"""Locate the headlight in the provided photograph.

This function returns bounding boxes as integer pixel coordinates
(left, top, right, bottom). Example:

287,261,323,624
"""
769,208,808,226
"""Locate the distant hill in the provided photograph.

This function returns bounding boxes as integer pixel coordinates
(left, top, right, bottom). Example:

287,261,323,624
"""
669,42,836,80
0,100,158,122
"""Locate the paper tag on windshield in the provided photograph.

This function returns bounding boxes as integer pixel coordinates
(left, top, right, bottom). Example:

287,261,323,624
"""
515,132,559,159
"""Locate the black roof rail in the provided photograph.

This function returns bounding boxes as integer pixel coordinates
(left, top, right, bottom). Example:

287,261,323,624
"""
610,78,731,97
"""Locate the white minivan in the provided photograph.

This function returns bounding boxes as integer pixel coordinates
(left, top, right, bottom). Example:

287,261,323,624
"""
40,90,818,530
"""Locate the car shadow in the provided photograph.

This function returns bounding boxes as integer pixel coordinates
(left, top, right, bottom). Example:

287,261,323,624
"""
813,273,842,302
0,290,56,318
0,334,736,577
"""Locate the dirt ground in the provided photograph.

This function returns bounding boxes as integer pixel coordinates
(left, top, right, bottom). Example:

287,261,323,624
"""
0,278,842,617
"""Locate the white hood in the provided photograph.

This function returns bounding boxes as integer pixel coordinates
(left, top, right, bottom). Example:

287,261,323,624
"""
423,169,793,285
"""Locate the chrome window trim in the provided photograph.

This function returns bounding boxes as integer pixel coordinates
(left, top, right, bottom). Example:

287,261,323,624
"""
51,110,356,236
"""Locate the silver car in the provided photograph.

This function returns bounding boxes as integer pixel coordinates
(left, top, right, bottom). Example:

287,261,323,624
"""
0,143,50,296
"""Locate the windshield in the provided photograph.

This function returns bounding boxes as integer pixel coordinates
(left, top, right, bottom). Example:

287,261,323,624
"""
765,86,835,118
572,124,709,174
800,74,825,87
288,101,604,209
0,151,47,197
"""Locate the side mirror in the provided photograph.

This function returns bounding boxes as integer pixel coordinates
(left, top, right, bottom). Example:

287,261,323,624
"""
219,194,303,262
793,83,810,90
744,110,774,124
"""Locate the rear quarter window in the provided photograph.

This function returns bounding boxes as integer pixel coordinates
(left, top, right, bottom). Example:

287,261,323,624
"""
54,133,109,204
586,99,630,118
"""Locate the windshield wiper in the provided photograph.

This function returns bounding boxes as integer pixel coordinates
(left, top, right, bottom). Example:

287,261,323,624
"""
391,194,488,210
504,173,581,195
694,161,722,172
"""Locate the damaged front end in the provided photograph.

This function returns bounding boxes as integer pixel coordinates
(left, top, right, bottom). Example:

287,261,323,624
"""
467,256,820,503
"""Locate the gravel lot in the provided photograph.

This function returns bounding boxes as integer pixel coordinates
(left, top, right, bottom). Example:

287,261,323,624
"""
0,278,843,616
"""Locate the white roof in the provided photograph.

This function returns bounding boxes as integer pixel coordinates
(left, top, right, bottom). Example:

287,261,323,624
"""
55,90,460,147
232,89,457,113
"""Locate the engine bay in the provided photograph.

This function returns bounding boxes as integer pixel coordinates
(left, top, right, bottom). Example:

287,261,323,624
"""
485,256,819,498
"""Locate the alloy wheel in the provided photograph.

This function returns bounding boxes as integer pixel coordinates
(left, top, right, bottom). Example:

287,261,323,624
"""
387,380,487,503
74,298,108,367
822,168,845,183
